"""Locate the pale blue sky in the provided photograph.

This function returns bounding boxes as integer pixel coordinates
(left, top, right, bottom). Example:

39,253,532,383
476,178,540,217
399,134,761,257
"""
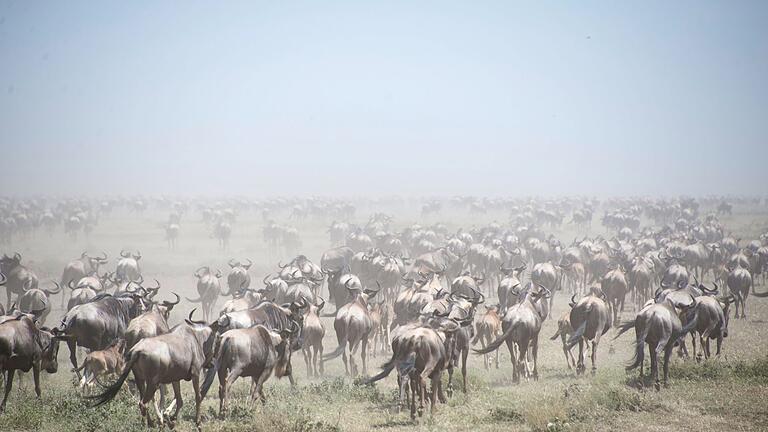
1,1,766,196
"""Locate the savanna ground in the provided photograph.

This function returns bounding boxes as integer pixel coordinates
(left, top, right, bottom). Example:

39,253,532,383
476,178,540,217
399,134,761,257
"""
1,201,767,432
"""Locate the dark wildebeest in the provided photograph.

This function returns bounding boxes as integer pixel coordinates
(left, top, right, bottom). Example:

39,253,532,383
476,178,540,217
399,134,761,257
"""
88,310,218,429
550,308,576,370
364,316,469,419
186,266,223,322
565,290,611,375
726,266,768,319
0,313,60,412
601,266,628,323
200,322,300,417
687,293,734,361
53,292,147,376
214,299,308,386
614,296,697,390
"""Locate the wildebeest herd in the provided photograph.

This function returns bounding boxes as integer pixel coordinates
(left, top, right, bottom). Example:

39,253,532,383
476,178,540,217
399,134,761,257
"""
1,195,767,430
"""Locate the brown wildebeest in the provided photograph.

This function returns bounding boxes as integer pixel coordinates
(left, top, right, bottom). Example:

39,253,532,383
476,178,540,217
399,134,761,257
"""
550,306,576,370
601,265,627,323
302,297,326,377
473,284,551,383
324,280,378,376
186,266,222,322
473,304,502,370
688,293,734,361
74,339,126,393
89,310,218,429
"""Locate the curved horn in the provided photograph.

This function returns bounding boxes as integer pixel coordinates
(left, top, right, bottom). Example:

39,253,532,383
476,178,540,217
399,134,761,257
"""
278,261,289,269
228,259,238,268
68,280,77,290
569,293,577,307
46,281,62,295
242,258,253,269
316,296,326,310
99,251,108,261
263,273,272,285
120,249,130,258
0,272,5,286
215,269,222,278
163,292,181,306
194,266,207,277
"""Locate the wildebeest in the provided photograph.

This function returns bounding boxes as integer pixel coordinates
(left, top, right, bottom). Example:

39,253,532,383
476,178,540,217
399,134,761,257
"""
324,281,378,376
472,304,502,370
226,259,252,295
0,313,60,412
614,296,697,390
89,310,218,429
200,321,299,417
301,297,325,377
0,253,39,310
473,284,551,383
115,250,142,283
687,293,734,360
565,290,611,374
497,265,525,313
186,266,223,322
59,252,108,307
19,280,62,325
124,293,181,352
365,316,468,419
54,292,147,376
550,309,576,370
74,339,126,393
601,266,628,323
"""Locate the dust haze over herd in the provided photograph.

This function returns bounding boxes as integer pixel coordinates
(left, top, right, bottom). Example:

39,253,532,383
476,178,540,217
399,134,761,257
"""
2,2,768,432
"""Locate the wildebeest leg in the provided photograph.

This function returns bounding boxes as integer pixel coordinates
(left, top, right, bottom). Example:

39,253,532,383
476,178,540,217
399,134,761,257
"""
361,336,369,375
649,344,659,390
461,347,469,392
32,363,42,398
662,345,673,388
530,338,539,381
518,340,530,380
506,339,518,383
480,337,489,370
0,369,15,412
317,345,324,376
409,372,417,420
141,383,158,427
253,369,273,403
192,372,203,430
67,338,80,379
591,335,600,374
560,331,572,369
303,345,312,377
714,335,722,357
429,375,439,415
576,338,585,375
221,367,241,416
166,381,183,428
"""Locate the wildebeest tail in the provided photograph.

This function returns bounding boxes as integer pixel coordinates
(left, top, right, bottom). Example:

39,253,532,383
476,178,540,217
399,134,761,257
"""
612,320,636,340
473,322,515,355
565,321,587,349
87,352,136,407
625,324,649,371
201,334,226,397
323,340,347,361
363,352,399,385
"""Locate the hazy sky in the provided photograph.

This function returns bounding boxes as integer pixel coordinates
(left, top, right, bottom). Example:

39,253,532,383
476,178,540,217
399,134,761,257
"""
1,1,766,197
